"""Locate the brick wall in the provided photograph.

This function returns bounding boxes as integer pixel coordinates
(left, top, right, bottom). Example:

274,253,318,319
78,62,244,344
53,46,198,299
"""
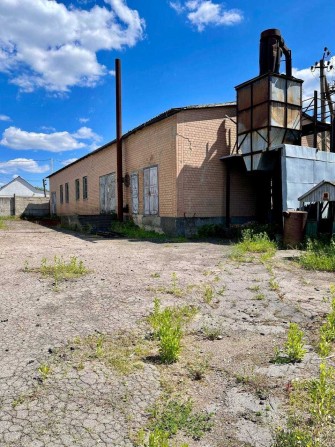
49,115,177,219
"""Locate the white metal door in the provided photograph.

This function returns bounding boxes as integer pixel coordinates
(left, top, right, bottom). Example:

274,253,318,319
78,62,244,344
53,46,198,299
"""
100,173,116,213
144,166,158,215
131,173,139,214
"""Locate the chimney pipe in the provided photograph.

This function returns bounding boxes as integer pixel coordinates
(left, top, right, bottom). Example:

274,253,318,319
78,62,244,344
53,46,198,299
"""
115,58,123,222
259,29,292,77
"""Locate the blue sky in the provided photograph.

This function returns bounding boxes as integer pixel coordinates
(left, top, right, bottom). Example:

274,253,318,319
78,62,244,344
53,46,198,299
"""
0,0,334,188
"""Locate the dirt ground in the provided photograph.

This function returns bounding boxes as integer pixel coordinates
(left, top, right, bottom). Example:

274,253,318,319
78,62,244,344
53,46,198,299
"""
0,220,334,447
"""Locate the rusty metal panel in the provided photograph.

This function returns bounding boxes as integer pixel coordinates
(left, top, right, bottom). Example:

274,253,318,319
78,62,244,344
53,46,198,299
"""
253,76,268,105
287,107,300,129
237,84,251,111
270,102,285,127
270,76,285,102
238,109,251,133
253,103,268,129
287,80,301,106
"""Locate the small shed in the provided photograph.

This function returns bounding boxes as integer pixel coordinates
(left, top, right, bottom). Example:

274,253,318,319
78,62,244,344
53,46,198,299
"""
299,180,335,235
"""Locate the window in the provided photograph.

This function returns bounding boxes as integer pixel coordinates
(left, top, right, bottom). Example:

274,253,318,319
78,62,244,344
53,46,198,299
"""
65,183,69,203
143,166,158,215
83,176,88,200
75,179,80,201
131,173,139,214
60,185,64,204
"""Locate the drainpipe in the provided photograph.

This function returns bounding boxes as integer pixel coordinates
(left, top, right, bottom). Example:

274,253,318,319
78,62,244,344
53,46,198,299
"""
225,164,231,228
115,58,123,222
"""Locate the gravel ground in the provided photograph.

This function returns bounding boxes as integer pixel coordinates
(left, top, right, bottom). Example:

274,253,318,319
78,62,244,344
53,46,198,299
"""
0,220,333,447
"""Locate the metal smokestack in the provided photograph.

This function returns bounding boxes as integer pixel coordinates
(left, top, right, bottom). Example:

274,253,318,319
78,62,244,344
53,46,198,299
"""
259,29,292,77
115,58,123,222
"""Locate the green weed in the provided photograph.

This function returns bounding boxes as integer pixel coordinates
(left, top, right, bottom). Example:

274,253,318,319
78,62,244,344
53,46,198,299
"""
148,298,197,363
202,325,222,341
203,285,214,304
136,428,189,447
254,293,265,301
149,399,213,440
273,323,306,364
299,239,335,272
318,285,335,357
111,221,187,242
38,364,51,381
273,427,318,447
269,278,280,291
36,255,88,289
233,229,277,256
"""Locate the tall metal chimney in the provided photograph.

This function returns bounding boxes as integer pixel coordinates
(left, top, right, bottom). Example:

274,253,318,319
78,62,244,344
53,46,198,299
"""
115,58,123,222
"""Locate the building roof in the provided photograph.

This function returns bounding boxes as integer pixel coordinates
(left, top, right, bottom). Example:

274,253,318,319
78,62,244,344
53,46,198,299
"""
0,176,44,196
48,102,236,178
298,180,335,202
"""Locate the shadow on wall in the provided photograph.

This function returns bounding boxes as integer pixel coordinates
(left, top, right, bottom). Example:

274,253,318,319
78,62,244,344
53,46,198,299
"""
175,118,258,236
22,202,50,217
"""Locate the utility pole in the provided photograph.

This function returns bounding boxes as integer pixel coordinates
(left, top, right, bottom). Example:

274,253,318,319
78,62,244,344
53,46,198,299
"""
311,48,333,151
43,178,46,197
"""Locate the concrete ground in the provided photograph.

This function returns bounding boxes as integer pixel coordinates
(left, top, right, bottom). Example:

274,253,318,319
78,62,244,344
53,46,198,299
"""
0,220,333,447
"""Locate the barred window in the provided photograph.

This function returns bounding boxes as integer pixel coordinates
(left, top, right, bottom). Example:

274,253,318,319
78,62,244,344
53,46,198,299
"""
60,185,64,204
83,176,88,200
75,179,80,201
65,183,69,203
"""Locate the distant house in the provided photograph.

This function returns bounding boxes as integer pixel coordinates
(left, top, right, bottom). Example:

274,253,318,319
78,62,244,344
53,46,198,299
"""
0,176,46,197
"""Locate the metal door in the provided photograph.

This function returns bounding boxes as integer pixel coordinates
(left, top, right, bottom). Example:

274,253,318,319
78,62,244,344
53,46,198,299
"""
51,192,56,215
131,173,139,214
99,173,116,213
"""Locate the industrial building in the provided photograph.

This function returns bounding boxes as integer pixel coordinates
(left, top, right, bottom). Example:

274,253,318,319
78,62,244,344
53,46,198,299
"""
48,29,335,236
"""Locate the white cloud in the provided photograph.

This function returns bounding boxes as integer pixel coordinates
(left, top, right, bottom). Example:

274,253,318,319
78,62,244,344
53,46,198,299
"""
0,158,49,174
169,0,243,31
61,158,78,166
73,126,102,142
79,117,90,123
0,126,102,152
0,0,145,93
169,1,185,14
0,114,11,122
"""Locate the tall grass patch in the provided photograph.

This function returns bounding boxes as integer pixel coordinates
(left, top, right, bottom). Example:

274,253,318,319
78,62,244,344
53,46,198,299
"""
148,298,197,363
230,229,277,261
299,239,335,272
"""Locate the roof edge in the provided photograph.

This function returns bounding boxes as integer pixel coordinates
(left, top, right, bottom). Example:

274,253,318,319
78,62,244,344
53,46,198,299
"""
47,102,236,178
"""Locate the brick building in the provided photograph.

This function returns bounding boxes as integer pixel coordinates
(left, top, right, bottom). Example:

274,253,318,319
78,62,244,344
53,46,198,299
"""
48,102,327,236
